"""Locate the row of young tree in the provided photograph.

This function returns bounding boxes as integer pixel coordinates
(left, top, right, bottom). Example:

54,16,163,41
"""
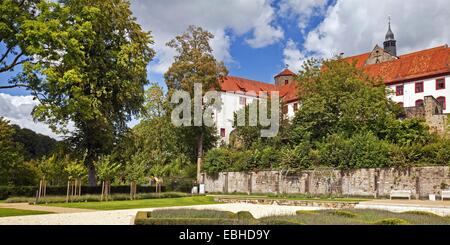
203,59,450,173
1,0,224,186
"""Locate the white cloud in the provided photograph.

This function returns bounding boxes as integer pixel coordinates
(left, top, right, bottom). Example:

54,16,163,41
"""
279,0,328,31
130,0,284,74
302,0,450,59
0,93,61,139
283,39,305,72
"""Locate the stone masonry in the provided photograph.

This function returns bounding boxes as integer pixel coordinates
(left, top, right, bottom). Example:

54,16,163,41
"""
204,166,450,199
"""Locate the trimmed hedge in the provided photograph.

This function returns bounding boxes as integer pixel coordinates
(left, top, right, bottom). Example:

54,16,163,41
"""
0,185,166,200
134,211,258,225
135,217,251,225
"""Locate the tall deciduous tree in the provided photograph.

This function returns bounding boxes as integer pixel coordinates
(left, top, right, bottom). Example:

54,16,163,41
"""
0,0,37,82
164,26,227,183
17,0,155,185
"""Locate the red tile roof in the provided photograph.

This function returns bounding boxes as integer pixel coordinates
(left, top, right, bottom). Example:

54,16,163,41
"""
343,45,450,84
218,76,298,103
219,76,277,93
274,68,295,78
219,45,450,104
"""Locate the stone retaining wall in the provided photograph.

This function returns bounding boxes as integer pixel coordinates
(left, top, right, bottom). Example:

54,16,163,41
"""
203,166,450,199
215,197,358,209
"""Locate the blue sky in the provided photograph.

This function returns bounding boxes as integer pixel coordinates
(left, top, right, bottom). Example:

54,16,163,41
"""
2,0,450,137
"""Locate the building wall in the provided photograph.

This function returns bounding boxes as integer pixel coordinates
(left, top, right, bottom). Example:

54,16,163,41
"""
204,166,450,198
214,92,258,144
388,75,450,113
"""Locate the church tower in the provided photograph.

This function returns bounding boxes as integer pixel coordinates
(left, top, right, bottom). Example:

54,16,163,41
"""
383,18,397,56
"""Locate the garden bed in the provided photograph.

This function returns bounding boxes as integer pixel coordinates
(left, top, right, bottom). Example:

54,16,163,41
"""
134,208,450,225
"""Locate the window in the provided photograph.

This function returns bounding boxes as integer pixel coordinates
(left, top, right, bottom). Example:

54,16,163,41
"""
437,96,446,110
436,78,446,90
284,80,289,85
239,97,246,105
396,85,404,96
397,102,404,108
293,103,298,112
415,82,424,93
282,105,288,114
415,99,424,107
220,128,226,138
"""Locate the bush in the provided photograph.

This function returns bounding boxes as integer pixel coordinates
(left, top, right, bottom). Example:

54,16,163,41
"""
401,211,439,217
280,143,316,170
296,210,318,215
236,211,254,220
330,210,357,218
134,210,256,225
5,192,188,204
372,218,409,225
203,148,231,174
0,185,167,200
318,133,391,169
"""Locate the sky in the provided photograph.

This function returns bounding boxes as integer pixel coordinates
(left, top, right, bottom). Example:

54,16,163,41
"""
1,0,450,138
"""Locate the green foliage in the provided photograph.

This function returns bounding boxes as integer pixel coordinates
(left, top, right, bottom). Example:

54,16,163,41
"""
291,59,398,142
64,162,87,181
236,211,255,220
95,155,121,182
13,0,155,185
0,117,33,185
317,133,391,169
11,125,58,161
279,143,317,170
372,218,410,225
203,148,231,173
330,210,358,218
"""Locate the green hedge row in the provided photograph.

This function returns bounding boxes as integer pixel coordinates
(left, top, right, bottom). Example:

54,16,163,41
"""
134,211,257,225
0,185,166,200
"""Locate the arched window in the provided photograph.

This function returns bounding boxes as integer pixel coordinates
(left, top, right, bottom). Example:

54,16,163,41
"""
437,96,446,110
415,99,424,107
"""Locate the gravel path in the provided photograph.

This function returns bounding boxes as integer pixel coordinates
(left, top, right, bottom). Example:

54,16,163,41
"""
0,203,325,225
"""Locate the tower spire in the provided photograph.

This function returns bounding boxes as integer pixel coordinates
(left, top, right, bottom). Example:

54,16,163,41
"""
384,17,397,56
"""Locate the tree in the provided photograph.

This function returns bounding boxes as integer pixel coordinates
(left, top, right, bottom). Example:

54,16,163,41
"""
16,0,155,185
164,26,227,183
290,58,400,143
0,117,38,185
11,124,57,160
0,0,37,82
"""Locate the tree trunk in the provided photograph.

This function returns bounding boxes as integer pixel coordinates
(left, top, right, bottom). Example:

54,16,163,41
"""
87,164,97,187
196,131,204,184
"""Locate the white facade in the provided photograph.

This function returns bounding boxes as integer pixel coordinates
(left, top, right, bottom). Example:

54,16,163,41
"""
388,75,450,112
213,92,258,144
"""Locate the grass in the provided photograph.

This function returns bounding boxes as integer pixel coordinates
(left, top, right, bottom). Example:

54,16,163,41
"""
45,196,217,210
0,208,52,217
5,192,189,204
260,209,450,225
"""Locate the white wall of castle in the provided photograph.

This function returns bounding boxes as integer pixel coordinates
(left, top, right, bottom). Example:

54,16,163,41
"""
388,75,450,113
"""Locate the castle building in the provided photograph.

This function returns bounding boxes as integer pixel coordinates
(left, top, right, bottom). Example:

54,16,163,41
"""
214,22,450,142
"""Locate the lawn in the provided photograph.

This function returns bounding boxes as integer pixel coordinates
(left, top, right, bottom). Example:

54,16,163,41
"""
45,196,217,210
0,208,52,217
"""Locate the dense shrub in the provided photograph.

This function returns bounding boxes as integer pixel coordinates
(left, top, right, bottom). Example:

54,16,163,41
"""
6,192,188,204
203,148,231,174
279,143,317,170
318,133,391,169
372,218,410,225
0,185,166,200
